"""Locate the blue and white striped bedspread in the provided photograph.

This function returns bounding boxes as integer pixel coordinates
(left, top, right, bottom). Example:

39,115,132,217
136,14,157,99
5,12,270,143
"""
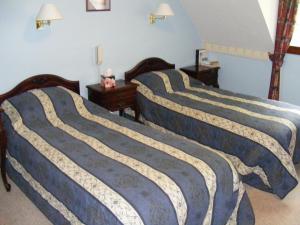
1,86,254,225
132,69,300,198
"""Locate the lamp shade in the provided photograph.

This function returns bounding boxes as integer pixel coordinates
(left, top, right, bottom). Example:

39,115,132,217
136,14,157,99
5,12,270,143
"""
154,3,174,16
36,4,63,21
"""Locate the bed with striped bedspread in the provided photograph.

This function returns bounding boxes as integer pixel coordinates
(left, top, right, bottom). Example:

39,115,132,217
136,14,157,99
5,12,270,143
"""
1,86,254,225
132,69,300,198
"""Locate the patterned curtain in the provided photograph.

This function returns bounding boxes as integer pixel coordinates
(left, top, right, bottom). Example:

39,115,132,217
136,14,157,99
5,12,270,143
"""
268,0,298,100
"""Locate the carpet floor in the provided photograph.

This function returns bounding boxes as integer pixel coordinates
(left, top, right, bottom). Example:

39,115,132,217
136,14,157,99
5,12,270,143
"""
1,164,300,225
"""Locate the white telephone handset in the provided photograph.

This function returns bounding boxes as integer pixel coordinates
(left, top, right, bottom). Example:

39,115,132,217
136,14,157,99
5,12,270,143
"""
97,46,103,65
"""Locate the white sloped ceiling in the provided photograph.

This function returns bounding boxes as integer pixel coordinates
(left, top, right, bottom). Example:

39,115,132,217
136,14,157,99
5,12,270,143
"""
181,0,278,53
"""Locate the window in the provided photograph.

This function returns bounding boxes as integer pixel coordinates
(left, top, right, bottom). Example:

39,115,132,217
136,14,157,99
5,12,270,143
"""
288,4,300,54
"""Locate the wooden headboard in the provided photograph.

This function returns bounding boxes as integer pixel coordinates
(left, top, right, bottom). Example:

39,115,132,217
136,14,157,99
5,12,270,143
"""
0,74,80,105
0,74,80,192
125,57,175,82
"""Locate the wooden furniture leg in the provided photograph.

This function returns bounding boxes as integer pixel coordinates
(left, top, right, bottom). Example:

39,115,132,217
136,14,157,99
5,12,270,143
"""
0,108,11,192
134,104,140,122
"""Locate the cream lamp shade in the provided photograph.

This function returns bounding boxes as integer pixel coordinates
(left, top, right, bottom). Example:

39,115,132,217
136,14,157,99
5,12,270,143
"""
36,4,63,21
36,4,63,30
149,3,174,24
154,3,174,16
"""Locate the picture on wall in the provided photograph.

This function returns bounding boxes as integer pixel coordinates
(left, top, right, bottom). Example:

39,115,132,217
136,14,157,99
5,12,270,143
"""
86,0,110,11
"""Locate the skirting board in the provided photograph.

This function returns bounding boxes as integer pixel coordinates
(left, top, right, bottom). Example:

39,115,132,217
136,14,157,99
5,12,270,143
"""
204,42,270,61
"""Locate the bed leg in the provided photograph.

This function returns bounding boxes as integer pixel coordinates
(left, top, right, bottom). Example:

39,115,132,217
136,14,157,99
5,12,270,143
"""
0,109,11,192
1,157,11,192
1,151,11,192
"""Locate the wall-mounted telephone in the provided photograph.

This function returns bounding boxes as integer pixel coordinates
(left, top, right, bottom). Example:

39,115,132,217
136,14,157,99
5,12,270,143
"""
97,46,103,65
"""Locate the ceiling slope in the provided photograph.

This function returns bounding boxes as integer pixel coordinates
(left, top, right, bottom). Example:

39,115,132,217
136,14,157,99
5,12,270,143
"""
181,0,278,53
258,0,279,44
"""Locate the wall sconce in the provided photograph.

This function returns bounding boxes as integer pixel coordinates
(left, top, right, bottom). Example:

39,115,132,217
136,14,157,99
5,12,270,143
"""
36,4,63,30
149,3,174,24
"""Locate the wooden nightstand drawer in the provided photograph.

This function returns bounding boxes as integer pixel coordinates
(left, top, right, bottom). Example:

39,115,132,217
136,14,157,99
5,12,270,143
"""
88,89,136,105
197,71,217,83
106,98,136,111
104,89,136,99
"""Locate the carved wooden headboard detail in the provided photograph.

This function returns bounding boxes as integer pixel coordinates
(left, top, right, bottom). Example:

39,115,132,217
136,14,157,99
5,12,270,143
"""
125,57,175,82
0,74,80,105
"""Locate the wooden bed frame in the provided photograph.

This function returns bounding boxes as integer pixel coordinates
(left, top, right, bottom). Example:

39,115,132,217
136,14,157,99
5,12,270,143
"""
0,74,80,192
125,57,175,82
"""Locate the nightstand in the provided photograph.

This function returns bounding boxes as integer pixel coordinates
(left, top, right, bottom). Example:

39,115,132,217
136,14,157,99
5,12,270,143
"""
86,80,140,121
180,65,220,88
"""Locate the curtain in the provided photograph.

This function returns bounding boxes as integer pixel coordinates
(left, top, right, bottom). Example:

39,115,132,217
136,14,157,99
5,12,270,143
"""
268,0,298,100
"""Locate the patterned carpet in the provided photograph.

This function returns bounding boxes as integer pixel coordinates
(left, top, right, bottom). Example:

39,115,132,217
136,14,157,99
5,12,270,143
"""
1,164,300,225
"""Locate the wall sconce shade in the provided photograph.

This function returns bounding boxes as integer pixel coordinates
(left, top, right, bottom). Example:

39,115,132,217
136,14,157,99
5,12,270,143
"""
149,3,174,24
155,3,174,16
36,4,63,30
